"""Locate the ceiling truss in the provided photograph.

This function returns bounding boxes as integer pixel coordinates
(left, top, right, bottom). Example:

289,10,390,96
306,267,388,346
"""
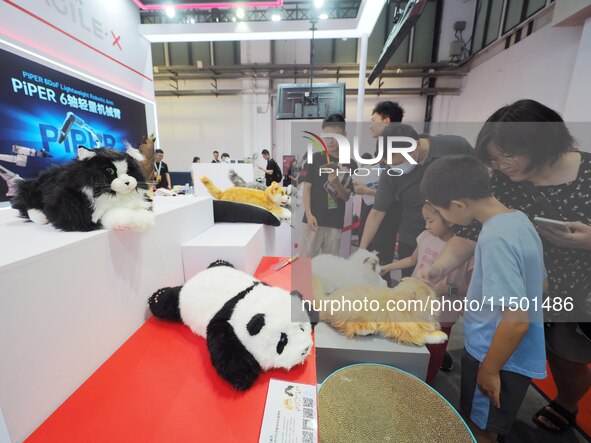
140,1,362,24
153,62,465,97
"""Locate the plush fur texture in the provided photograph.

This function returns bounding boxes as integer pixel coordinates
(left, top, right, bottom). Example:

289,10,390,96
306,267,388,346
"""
200,176,291,221
229,169,294,197
227,170,301,227
286,185,304,229
314,277,448,346
148,261,313,390
11,146,154,232
312,249,387,294
228,169,266,191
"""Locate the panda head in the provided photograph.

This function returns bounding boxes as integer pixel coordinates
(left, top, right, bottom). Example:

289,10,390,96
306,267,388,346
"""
206,283,313,390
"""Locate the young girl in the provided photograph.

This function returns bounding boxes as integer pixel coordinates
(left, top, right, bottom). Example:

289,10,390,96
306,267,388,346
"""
381,203,473,383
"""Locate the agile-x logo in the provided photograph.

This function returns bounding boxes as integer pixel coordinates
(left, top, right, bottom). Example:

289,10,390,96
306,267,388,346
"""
45,0,123,50
302,131,417,177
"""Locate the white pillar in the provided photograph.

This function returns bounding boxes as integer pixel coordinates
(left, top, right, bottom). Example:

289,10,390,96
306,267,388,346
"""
563,16,591,152
241,41,272,161
356,34,369,123
563,16,591,122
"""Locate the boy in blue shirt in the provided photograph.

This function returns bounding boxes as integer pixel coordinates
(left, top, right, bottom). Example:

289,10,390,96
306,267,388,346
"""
420,155,546,443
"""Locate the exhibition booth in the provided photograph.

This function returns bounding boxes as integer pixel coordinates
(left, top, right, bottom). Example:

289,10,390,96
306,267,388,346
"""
2,0,591,442
0,190,452,441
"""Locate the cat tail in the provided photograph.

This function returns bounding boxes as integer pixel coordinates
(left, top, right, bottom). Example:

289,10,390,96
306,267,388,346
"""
200,176,223,199
11,179,43,219
148,286,183,322
228,169,246,187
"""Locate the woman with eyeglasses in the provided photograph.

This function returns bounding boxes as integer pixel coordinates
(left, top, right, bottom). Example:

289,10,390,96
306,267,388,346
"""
419,99,591,434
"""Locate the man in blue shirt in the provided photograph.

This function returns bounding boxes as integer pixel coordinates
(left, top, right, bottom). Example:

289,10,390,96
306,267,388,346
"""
421,155,546,443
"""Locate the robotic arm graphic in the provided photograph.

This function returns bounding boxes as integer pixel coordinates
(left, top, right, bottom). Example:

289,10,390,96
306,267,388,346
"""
1,111,98,199
58,112,101,148
0,144,52,197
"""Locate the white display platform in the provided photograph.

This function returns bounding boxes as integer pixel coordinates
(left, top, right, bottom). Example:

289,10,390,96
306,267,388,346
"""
192,163,255,197
314,323,430,383
0,207,17,225
264,222,293,258
0,408,9,443
182,219,295,281
182,222,266,278
0,196,213,442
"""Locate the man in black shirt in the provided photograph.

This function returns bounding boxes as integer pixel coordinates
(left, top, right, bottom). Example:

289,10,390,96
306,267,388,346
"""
212,150,221,163
153,149,171,189
353,101,405,286
258,149,282,186
299,114,357,257
360,124,473,276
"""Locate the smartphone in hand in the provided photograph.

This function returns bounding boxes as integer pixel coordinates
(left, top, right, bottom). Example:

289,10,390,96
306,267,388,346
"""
533,216,571,233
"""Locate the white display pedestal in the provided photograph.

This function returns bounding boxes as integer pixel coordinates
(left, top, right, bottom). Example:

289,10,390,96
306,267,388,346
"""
0,408,10,443
314,323,430,383
192,163,255,196
264,222,293,258
0,196,213,443
181,220,295,280
182,222,266,278
0,207,17,225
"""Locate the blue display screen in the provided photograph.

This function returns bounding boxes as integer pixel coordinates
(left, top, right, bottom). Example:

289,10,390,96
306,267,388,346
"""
0,47,148,201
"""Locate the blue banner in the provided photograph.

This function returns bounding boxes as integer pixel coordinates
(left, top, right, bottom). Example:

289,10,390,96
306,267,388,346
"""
0,47,148,202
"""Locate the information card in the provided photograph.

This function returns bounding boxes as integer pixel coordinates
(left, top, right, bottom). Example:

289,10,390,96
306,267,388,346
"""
259,379,318,443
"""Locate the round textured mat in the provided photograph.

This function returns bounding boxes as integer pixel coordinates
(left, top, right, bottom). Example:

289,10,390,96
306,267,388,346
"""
318,364,475,443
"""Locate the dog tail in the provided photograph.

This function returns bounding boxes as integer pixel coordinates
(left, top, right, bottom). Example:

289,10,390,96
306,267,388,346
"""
200,176,223,199
148,286,183,322
11,178,43,219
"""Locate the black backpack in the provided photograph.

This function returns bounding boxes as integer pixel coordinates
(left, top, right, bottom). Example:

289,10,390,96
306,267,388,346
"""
272,161,282,184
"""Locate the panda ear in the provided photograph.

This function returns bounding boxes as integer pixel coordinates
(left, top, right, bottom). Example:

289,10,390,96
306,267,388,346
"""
246,313,265,336
290,290,303,300
206,318,261,390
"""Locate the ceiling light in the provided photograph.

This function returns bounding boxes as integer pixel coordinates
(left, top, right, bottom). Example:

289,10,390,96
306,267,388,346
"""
165,6,175,18
319,12,328,20
236,8,245,19
271,13,281,21
314,0,324,8
144,29,361,42
141,0,386,42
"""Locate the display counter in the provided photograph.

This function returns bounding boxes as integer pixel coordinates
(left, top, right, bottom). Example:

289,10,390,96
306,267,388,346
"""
0,196,213,442
25,257,317,443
